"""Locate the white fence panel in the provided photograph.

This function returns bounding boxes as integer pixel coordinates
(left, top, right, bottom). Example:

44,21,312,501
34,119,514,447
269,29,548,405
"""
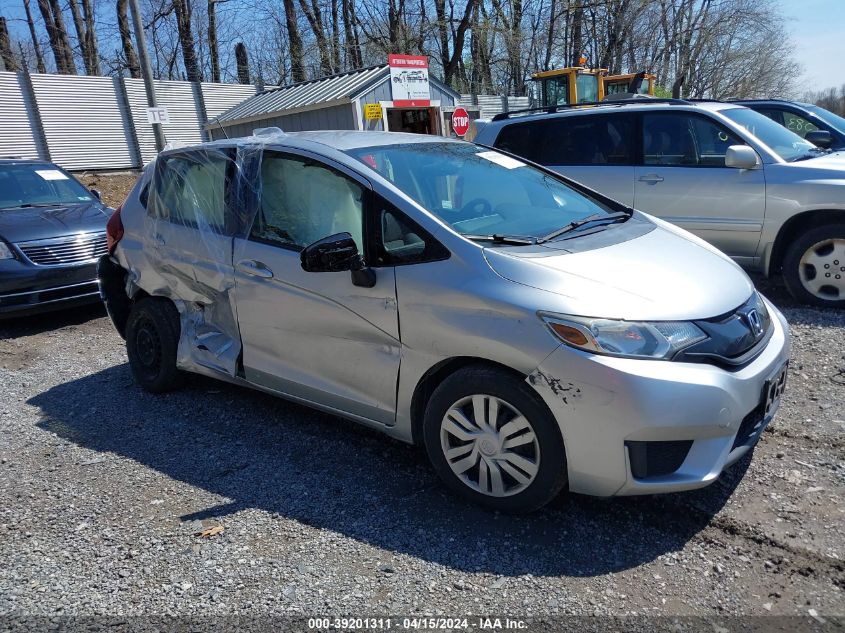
202,82,258,120
0,72,45,160
30,73,136,170
459,94,531,119
125,79,206,164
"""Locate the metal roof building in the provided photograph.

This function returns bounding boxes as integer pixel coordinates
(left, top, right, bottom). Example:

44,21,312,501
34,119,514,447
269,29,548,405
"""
207,64,469,140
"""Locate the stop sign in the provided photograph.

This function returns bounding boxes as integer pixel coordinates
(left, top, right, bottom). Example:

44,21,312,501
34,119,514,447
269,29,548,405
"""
451,107,470,137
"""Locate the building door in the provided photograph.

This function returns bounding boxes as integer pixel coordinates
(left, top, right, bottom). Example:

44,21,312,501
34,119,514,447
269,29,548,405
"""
385,107,439,135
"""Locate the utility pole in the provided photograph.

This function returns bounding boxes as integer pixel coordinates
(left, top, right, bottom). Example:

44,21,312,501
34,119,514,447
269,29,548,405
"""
128,0,166,151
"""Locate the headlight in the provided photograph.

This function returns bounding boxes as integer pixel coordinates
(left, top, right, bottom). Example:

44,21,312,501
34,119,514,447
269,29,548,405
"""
541,314,707,359
0,241,13,260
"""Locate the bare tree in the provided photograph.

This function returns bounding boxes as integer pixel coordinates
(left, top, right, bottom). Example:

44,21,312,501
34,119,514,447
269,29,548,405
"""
172,0,202,80
283,0,306,80
433,0,476,86
36,0,76,74
0,16,19,71
116,0,140,77
341,0,362,67
68,0,100,74
235,40,249,82
23,0,47,73
208,0,221,81
298,0,333,74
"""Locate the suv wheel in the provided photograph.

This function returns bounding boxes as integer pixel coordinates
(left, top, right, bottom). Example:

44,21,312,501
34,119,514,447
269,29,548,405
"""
783,223,845,308
423,365,567,513
125,297,184,393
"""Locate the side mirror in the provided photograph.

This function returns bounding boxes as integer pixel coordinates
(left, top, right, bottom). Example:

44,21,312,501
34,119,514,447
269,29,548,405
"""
805,130,832,149
724,145,759,170
300,232,376,287
90,188,102,201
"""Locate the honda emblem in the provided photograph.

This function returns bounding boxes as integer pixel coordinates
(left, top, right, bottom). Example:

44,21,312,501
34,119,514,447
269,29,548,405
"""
745,309,763,336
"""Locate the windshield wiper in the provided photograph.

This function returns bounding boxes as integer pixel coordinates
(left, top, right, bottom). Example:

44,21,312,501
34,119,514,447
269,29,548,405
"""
464,233,538,245
0,203,64,210
790,147,832,162
537,211,631,243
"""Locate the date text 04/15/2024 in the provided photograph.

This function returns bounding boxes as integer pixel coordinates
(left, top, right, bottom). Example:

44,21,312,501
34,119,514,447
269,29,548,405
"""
307,617,528,630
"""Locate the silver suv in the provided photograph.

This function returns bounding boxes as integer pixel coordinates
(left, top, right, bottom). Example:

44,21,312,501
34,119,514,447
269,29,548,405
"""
475,101,845,308
99,130,789,512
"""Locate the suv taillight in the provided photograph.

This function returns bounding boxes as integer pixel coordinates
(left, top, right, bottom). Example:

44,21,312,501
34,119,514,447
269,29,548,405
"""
106,206,124,254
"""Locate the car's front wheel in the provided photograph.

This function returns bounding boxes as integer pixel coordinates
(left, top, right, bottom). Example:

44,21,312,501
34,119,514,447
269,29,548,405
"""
783,223,845,308
125,297,184,393
423,365,567,513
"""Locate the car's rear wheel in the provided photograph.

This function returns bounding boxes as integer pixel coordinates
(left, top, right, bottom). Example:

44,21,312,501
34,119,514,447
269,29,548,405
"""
125,297,184,393
783,223,845,308
423,365,567,513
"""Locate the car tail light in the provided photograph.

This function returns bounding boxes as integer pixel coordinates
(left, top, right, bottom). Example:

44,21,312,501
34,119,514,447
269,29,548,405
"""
106,206,124,254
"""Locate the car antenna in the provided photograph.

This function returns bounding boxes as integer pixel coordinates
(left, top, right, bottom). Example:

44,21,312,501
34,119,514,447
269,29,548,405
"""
214,116,229,140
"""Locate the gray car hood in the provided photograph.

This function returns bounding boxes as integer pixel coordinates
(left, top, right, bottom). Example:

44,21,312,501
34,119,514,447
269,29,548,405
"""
483,220,754,321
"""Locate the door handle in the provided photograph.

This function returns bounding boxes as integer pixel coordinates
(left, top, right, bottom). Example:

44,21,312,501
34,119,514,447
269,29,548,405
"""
236,259,273,278
638,174,665,184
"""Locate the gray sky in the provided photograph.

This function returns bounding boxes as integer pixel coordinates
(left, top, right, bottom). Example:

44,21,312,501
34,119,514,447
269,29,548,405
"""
778,0,845,92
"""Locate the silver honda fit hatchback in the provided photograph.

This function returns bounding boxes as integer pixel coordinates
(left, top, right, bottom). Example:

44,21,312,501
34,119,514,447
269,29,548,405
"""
99,130,790,512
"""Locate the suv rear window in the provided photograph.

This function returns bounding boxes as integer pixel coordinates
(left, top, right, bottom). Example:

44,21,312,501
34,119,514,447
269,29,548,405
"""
495,114,635,166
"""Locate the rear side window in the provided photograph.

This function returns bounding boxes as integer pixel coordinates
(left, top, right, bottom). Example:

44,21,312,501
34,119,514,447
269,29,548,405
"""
642,113,743,167
495,114,635,166
150,149,231,232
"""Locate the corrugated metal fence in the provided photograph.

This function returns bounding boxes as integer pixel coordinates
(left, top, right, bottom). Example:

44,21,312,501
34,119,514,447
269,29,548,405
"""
0,71,259,171
459,94,531,119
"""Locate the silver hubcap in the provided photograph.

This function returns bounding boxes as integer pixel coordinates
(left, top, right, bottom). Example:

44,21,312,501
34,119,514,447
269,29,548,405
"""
440,395,540,498
799,238,845,300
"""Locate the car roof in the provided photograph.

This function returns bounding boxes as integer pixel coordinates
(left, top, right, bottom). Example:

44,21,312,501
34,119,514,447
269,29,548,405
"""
163,130,460,157
485,99,743,127
0,157,52,165
731,99,816,109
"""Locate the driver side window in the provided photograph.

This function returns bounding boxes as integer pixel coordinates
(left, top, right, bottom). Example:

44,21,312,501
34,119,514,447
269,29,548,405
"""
643,113,742,167
252,153,365,251
373,198,449,266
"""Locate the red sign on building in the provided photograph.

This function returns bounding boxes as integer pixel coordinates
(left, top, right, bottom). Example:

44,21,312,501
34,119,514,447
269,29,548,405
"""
388,54,431,107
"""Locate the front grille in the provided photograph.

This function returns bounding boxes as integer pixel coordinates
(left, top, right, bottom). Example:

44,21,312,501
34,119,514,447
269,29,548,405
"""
17,232,107,266
626,440,694,479
676,292,773,368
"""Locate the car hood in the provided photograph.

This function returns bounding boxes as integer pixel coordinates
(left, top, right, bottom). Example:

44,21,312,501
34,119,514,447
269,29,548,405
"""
483,220,754,321
786,150,845,172
0,202,110,243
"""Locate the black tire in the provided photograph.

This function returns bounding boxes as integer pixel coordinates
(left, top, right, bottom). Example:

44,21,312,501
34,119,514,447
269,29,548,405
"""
782,223,845,308
125,297,184,393
423,365,568,513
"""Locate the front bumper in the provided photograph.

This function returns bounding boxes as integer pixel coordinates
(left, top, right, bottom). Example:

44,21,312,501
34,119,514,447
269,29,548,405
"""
528,302,791,496
0,257,101,317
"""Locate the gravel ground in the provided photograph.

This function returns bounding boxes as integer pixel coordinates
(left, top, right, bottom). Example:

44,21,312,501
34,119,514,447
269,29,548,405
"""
0,277,843,627
75,172,140,208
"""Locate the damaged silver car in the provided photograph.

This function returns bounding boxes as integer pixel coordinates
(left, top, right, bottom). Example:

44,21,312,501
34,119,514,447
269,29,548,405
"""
99,129,790,512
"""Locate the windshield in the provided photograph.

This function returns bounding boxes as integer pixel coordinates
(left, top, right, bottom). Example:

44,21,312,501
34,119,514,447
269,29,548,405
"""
720,107,819,162
0,163,94,210
805,104,845,135
347,142,617,241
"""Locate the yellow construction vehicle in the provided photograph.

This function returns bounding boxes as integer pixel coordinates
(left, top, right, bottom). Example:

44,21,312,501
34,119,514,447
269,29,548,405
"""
531,66,656,107
531,66,607,106
604,72,655,98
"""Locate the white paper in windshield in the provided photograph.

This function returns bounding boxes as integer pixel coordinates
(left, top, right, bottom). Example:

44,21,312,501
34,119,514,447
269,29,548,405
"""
475,151,525,169
35,169,69,181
